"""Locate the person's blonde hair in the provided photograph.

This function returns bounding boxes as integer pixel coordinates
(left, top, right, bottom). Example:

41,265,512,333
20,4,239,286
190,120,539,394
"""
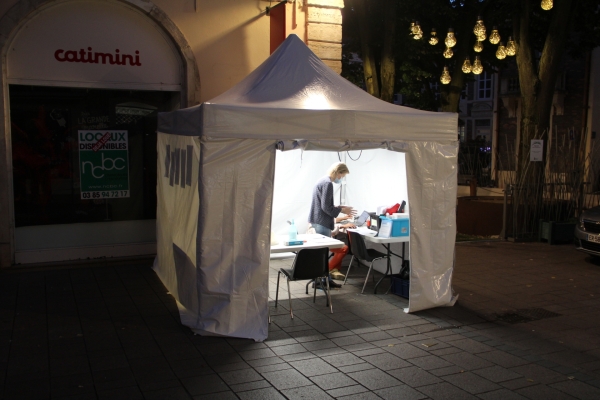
328,162,349,180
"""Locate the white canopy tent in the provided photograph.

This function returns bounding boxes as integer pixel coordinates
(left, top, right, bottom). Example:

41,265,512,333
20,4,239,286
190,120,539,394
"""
155,34,458,342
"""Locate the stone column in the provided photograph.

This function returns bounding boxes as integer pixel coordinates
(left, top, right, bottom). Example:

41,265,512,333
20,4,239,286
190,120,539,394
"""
306,0,344,74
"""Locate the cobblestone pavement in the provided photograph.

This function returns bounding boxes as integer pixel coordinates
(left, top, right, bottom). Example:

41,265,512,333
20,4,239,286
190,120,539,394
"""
1,240,599,399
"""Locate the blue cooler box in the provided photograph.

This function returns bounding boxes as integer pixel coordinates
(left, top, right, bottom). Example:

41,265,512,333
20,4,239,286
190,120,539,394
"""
380,216,409,237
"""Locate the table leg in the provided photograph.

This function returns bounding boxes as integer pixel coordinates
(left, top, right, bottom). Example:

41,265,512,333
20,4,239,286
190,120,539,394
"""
374,244,392,294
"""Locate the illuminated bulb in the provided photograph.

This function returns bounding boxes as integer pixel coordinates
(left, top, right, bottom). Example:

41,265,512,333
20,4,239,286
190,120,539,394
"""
443,46,454,58
440,66,451,85
413,21,423,39
462,58,472,73
429,29,439,45
413,21,423,40
506,37,517,56
472,56,483,74
473,16,486,39
489,27,501,44
496,42,507,59
541,0,553,10
445,28,457,48
474,41,484,53
410,20,419,35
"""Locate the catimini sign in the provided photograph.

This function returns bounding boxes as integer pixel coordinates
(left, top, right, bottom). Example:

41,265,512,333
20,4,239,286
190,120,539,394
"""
7,1,181,90
54,48,141,66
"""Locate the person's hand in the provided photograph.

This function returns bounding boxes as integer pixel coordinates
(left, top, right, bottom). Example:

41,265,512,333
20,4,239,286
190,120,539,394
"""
341,223,357,229
341,206,355,216
335,215,346,223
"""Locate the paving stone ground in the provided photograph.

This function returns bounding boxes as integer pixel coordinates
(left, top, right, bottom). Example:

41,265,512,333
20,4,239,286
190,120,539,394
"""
1,240,599,399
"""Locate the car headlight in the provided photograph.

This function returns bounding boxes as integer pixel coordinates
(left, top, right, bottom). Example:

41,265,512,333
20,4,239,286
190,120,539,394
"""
579,214,585,230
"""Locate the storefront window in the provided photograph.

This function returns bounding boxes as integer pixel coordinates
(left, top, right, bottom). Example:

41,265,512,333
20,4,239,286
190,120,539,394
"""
10,85,179,227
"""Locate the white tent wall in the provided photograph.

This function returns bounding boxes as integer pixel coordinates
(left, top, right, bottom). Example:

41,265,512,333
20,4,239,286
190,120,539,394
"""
195,138,274,341
405,141,458,312
154,133,201,314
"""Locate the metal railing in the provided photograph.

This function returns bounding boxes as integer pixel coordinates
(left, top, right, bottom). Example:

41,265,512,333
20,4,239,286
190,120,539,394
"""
501,182,600,241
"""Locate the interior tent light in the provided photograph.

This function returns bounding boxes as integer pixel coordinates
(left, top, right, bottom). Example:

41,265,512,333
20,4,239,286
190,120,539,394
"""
413,21,423,40
472,56,483,74
443,46,454,58
541,0,553,10
429,29,439,45
462,57,472,73
474,40,484,52
506,37,517,56
440,66,452,84
303,90,330,109
445,28,457,47
496,42,507,59
473,16,486,41
489,27,501,44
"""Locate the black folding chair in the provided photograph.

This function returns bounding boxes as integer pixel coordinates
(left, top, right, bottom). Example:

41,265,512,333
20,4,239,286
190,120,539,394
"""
275,247,332,318
344,231,389,293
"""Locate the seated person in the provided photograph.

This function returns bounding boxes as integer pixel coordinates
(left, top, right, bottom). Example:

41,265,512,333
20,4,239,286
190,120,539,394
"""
329,215,356,280
308,214,356,281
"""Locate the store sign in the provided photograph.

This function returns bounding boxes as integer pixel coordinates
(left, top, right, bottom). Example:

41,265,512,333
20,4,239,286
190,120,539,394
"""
54,48,142,66
79,130,130,199
530,139,544,162
7,1,180,90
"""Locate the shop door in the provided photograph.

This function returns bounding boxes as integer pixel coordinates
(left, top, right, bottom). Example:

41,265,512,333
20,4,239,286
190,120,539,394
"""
11,85,180,263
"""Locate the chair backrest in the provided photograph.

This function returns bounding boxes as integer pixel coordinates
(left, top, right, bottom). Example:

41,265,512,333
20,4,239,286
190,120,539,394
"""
291,247,329,280
348,231,369,261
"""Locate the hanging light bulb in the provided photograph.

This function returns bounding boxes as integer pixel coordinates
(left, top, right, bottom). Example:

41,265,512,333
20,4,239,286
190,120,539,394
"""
472,56,483,74
474,40,484,53
489,27,501,44
506,37,517,56
429,29,439,45
443,46,454,58
445,28,457,47
473,16,486,41
541,0,553,10
440,66,452,84
413,21,423,39
462,57,472,73
496,42,507,59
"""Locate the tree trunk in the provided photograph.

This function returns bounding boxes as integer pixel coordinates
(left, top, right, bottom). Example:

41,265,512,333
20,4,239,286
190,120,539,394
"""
515,0,575,181
379,1,397,102
352,0,380,97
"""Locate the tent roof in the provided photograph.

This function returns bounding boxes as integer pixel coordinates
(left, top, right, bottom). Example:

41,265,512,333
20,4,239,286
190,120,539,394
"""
159,34,457,142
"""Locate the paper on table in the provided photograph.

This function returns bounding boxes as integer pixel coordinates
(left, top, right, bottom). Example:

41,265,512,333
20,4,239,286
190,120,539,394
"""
378,220,392,238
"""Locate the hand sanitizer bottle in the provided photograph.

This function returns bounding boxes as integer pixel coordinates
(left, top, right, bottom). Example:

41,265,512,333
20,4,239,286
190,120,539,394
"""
289,219,297,242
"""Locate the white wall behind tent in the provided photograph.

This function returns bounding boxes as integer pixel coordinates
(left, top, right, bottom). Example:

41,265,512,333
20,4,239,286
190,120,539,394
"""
272,148,409,274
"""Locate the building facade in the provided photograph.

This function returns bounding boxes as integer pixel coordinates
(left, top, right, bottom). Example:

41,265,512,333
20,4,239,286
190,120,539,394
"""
0,0,344,267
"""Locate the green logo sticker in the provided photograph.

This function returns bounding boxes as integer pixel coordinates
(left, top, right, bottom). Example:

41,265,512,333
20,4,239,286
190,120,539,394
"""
78,130,130,199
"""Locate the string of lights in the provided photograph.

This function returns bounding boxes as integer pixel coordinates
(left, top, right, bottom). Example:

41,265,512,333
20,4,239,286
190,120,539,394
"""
409,1,551,85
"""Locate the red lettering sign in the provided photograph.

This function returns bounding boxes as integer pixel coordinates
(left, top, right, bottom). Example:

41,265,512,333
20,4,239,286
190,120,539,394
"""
54,47,141,66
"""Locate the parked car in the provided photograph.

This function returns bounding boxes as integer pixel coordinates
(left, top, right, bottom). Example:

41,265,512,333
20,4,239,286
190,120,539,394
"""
574,205,600,258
